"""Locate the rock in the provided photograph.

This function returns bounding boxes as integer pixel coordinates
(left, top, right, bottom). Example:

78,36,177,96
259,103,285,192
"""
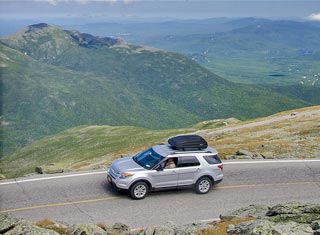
225,154,252,160
252,153,264,159
0,213,59,235
143,227,155,235
153,222,175,235
235,150,264,159
220,205,269,221
105,222,130,234
266,202,320,223
129,228,145,235
175,222,216,235
0,213,20,233
311,220,320,230
35,164,64,174
227,219,313,235
71,224,107,235
0,174,6,180
260,152,274,159
236,149,253,157
267,202,320,215
225,155,236,160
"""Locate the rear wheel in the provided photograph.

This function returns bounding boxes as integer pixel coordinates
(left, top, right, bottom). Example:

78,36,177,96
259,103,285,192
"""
195,177,212,194
130,182,149,200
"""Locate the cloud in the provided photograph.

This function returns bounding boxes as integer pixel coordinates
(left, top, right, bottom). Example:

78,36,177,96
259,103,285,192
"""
305,13,320,21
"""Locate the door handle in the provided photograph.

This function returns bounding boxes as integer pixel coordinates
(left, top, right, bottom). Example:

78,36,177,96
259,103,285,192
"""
172,170,176,174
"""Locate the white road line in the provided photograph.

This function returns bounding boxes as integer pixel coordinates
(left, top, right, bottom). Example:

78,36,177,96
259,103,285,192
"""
0,171,107,186
223,159,320,165
1,159,320,186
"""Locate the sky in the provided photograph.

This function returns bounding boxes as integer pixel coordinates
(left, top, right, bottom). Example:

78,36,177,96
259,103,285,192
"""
1,0,320,21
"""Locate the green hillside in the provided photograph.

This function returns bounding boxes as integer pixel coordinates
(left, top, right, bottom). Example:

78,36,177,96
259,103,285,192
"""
0,125,189,178
0,23,310,156
0,117,245,178
1,106,319,179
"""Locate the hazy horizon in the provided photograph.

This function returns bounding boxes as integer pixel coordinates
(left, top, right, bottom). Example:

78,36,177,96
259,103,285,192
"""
1,0,320,20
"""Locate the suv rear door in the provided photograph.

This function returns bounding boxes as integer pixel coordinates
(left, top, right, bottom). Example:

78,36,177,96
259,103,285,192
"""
176,156,201,186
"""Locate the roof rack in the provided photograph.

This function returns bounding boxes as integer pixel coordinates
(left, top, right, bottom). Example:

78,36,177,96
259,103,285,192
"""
172,150,213,154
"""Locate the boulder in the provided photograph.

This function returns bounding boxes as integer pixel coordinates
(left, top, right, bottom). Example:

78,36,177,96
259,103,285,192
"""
235,150,264,159
236,149,253,157
220,205,270,221
71,224,106,235
153,222,175,235
266,202,320,223
0,213,59,235
174,222,216,235
0,213,20,233
35,164,64,174
143,227,155,235
104,222,130,234
311,220,320,230
129,228,145,235
227,220,313,235
260,152,274,159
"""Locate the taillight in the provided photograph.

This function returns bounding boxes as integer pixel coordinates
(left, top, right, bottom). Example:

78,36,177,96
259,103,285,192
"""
217,164,223,171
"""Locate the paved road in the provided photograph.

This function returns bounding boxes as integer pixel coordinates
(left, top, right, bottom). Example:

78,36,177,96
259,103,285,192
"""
1,159,320,227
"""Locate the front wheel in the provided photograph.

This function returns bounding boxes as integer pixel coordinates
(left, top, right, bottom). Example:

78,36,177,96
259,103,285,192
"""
195,177,212,194
130,182,149,200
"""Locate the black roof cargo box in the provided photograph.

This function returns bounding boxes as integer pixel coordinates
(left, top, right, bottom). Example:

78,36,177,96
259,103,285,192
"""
168,135,208,151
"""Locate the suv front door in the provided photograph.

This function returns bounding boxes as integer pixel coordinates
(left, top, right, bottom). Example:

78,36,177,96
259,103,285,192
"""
150,158,178,188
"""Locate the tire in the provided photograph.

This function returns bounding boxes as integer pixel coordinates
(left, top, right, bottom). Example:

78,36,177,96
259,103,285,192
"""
195,177,212,194
130,182,149,200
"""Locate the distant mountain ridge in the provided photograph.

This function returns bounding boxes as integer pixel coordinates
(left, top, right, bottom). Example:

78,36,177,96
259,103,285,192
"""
0,23,310,156
116,19,320,87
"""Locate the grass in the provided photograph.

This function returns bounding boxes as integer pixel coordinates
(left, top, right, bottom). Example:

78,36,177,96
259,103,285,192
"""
36,219,72,235
0,125,192,178
206,106,320,158
1,106,319,178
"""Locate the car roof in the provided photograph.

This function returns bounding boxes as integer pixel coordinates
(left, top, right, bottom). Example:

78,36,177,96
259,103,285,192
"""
152,144,218,157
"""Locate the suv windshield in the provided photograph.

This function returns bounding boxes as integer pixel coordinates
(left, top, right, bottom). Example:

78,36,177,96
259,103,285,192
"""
133,148,164,169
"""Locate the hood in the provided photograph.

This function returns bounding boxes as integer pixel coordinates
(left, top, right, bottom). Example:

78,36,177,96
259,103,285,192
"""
111,156,145,173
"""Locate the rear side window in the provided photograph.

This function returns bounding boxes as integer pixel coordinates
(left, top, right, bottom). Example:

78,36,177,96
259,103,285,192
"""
177,156,200,167
203,155,221,165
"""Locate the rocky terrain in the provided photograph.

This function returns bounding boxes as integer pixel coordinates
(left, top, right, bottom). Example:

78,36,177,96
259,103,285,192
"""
1,202,319,235
202,105,320,159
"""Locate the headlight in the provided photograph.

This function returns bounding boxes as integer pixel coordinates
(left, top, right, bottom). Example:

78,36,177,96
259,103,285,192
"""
120,173,135,178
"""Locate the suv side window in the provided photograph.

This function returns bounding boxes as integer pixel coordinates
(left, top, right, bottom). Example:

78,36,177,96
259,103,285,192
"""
203,155,221,164
177,156,200,167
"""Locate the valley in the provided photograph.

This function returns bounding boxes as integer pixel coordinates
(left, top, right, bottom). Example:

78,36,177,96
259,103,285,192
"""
0,23,311,157
68,19,320,87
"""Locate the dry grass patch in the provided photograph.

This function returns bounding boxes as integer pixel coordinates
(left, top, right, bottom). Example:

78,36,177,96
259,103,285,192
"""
198,217,253,235
36,219,72,235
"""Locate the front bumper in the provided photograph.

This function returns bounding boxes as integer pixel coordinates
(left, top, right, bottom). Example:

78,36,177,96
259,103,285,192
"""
107,174,131,190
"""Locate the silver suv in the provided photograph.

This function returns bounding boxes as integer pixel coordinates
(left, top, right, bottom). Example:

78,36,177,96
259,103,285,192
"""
107,142,223,199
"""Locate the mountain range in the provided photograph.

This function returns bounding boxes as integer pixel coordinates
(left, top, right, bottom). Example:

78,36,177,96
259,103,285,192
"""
70,18,320,88
0,23,313,156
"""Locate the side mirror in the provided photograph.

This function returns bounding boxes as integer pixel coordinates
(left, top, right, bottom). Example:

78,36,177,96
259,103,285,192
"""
156,165,163,171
